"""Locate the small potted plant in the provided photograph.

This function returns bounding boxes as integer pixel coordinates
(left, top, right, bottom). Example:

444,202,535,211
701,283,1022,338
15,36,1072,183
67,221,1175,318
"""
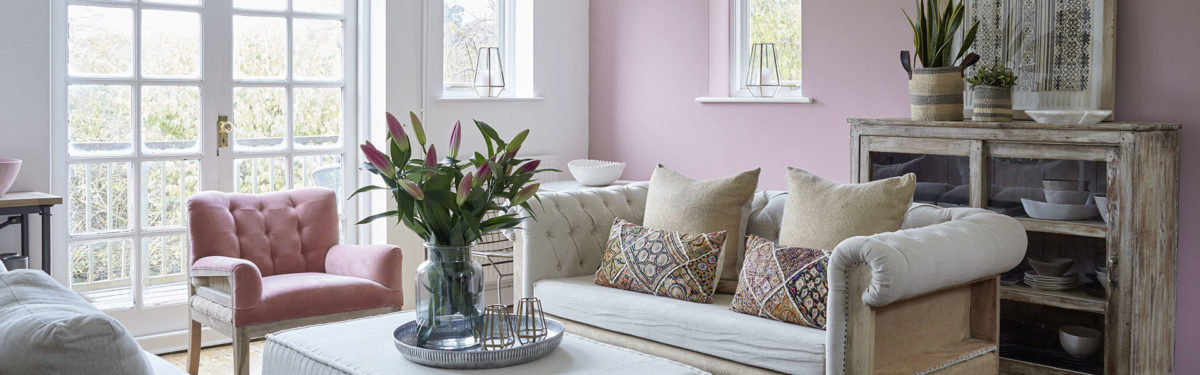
901,0,979,121
967,62,1017,122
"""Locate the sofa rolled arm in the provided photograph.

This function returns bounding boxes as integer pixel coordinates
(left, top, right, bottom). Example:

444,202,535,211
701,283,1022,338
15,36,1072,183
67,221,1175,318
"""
515,183,649,298
325,244,404,290
191,256,263,309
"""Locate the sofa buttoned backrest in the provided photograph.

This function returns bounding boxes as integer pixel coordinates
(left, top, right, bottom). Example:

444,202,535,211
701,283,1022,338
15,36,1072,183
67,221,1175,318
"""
187,188,340,276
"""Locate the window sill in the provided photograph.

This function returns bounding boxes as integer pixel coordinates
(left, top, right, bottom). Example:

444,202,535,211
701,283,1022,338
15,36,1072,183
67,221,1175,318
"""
434,97,544,103
695,96,814,104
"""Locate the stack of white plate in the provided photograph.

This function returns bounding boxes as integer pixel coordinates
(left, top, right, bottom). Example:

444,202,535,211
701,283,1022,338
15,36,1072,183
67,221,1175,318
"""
1024,270,1081,291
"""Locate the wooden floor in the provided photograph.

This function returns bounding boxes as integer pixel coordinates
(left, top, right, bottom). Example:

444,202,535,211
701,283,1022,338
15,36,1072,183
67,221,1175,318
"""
159,340,266,375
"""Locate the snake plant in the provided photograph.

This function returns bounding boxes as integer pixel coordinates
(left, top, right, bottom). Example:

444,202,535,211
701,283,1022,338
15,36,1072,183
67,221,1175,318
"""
903,0,979,68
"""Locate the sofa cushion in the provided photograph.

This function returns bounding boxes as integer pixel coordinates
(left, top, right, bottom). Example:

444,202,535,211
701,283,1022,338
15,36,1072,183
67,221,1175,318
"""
537,275,825,374
779,167,915,250
595,218,725,303
234,272,403,327
731,235,830,329
0,270,153,375
643,166,760,295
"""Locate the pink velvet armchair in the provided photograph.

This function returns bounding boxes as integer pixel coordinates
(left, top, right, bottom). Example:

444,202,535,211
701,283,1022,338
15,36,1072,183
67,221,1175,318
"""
185,188,402,375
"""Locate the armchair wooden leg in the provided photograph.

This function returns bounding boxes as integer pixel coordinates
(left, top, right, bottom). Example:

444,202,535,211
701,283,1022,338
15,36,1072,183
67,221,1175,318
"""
233,328,250,375
186,319,201,375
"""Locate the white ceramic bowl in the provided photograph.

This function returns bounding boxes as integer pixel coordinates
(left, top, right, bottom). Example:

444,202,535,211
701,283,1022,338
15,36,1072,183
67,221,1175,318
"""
0,159,22,196
1043,189,1091,205
1028,257,1075,277
1027,110,1113,125
1021,198,1100,221
1042,179,1087,191
1059,325,1103,358
567,159,626,186
1094,195,1110,223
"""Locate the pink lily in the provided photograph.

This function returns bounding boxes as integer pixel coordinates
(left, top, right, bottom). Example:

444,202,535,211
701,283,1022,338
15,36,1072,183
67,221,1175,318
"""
360,141,394,178
386,112,409,152
425,145,438,167
456,173,473,205
448,121,462,159
399,180,425,200
515,160,540,175
512,184,540,206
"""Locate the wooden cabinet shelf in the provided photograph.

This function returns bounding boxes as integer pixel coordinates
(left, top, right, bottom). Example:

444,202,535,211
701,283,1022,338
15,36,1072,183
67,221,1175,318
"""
1015,217,1107,238
1000,284,1106,314
1000,357,1091,375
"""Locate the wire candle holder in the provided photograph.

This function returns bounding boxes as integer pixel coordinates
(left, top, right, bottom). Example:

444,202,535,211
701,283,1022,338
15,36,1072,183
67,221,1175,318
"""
514,297,548,344
473,47,506,98
744,43,781,98
481,304,516,350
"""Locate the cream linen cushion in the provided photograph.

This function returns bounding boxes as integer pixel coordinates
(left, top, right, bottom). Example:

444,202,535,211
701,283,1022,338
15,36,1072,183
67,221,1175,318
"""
779,167,916,250
643,166,760,295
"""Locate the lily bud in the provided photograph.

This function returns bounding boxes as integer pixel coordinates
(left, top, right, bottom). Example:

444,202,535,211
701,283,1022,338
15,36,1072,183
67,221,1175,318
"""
512,183,540,206
386,112,409,152
456,173,473,205
475,161,492,183
425,145,438,167
360,141,394,178
448,120,461,159
399,180,425,200
515,160,540,175
409,111,427,147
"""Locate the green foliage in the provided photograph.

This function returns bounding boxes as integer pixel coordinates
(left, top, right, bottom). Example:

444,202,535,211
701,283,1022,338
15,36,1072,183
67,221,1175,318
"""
967,62,1017,88
749,0,802,83
353,112,555,247
902,0,979,68
443,1,498,85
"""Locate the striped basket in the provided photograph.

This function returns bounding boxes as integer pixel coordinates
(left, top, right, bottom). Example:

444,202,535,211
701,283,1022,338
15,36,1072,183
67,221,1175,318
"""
909,67,964,121
970,85,1013,122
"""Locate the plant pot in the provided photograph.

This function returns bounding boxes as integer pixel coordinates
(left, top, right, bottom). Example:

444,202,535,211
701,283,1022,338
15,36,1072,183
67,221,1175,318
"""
971,85,1013,122
415,243,485,350
909,67,964,121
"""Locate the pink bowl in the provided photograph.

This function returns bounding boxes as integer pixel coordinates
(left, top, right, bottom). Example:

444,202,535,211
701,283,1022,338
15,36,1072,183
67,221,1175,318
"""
0,159,22,196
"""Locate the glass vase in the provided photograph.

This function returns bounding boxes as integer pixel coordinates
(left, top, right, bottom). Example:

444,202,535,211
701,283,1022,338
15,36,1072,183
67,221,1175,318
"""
415,243,484,350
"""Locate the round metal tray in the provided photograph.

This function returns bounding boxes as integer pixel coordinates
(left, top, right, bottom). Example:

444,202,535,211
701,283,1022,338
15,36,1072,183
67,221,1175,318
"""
393,315,564,369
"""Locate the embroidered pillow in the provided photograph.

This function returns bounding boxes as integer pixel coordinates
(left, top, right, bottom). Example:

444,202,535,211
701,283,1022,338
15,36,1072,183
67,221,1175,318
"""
594,218,726,303
730,235,830,329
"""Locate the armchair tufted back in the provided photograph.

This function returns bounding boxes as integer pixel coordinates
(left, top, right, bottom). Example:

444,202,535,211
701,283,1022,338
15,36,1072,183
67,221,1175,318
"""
187,188,340,276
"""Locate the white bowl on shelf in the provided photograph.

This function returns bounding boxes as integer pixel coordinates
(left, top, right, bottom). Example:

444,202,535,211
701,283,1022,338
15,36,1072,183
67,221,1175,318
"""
1059,325,1103,358
1021,198,1100,221
1043,189,1091,205
567,159,626,186
1094,194,1110,223
1027,110,1112,125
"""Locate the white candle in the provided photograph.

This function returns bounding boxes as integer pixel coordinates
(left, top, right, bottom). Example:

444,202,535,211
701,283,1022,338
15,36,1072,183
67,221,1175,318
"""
759,68,772,85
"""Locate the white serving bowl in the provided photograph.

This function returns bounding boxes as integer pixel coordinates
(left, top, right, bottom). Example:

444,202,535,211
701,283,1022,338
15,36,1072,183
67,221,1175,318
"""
0,159,22,196
1043,189,1091,205
1021,198,1100,221
1042,179,1087,191
1094,194,1110,224
1026,110,1112,125
567,159,626,186
1059,325,1103,358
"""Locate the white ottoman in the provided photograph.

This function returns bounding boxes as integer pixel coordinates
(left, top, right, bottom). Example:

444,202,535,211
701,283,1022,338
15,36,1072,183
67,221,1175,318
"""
263,311,708,374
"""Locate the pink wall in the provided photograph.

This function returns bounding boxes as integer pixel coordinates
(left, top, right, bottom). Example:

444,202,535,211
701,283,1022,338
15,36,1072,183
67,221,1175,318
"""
589,0,1200,370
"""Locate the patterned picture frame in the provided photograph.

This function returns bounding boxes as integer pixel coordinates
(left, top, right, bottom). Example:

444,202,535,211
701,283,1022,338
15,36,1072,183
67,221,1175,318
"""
961,0,1116,118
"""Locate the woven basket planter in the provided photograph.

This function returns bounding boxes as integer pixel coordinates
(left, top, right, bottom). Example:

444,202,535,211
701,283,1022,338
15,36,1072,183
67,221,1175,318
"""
909,67,964,121
971,85,1013,122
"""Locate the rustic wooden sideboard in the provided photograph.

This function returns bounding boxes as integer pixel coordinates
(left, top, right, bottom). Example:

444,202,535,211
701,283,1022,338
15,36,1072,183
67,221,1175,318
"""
849,118,1179,374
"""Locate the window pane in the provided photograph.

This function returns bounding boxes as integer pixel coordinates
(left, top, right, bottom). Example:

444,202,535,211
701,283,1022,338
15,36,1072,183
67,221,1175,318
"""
69,162,132,235
142,160,200,229
443,0,498,86
233,87,287,150
294,19,344,80
142,234,188,306
294,154,342,197
234,16,287,80
749,0,801,83
69,84,132,156
71,238,134,310
68,6,133,77
293,87,342,148
234,0,286,11
294,0,343,14
142,10,200,78
146,0,201,5
235,157,287,193
141,86,200,154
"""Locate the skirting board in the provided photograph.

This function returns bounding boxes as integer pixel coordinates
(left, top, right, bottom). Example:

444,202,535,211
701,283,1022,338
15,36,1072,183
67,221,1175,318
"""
138,326,232,355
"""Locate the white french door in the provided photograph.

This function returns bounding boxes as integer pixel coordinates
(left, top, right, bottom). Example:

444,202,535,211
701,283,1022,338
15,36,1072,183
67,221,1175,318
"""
54,0,358,332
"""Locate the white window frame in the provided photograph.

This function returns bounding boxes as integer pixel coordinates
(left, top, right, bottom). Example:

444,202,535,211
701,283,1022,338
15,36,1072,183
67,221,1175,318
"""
730,0,805,98
440,0,517,98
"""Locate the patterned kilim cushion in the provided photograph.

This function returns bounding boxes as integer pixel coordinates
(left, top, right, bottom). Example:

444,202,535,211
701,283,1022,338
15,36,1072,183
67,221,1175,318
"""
730,235,830,329
594,218,726,303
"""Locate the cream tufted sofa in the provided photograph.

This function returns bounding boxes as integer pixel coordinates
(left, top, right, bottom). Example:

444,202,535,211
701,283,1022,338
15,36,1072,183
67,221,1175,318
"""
515,182,1027,375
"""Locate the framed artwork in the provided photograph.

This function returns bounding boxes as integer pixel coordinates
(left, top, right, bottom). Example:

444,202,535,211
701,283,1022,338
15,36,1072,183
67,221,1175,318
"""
962,0,1116,117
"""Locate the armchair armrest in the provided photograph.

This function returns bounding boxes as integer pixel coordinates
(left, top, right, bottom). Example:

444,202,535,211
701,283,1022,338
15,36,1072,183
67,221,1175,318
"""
825,205,1027,374
191,256,263,309
325,244,404,290
515,183,649,299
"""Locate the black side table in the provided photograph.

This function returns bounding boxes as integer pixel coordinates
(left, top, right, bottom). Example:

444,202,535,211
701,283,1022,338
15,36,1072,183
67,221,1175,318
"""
0,192,63,274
